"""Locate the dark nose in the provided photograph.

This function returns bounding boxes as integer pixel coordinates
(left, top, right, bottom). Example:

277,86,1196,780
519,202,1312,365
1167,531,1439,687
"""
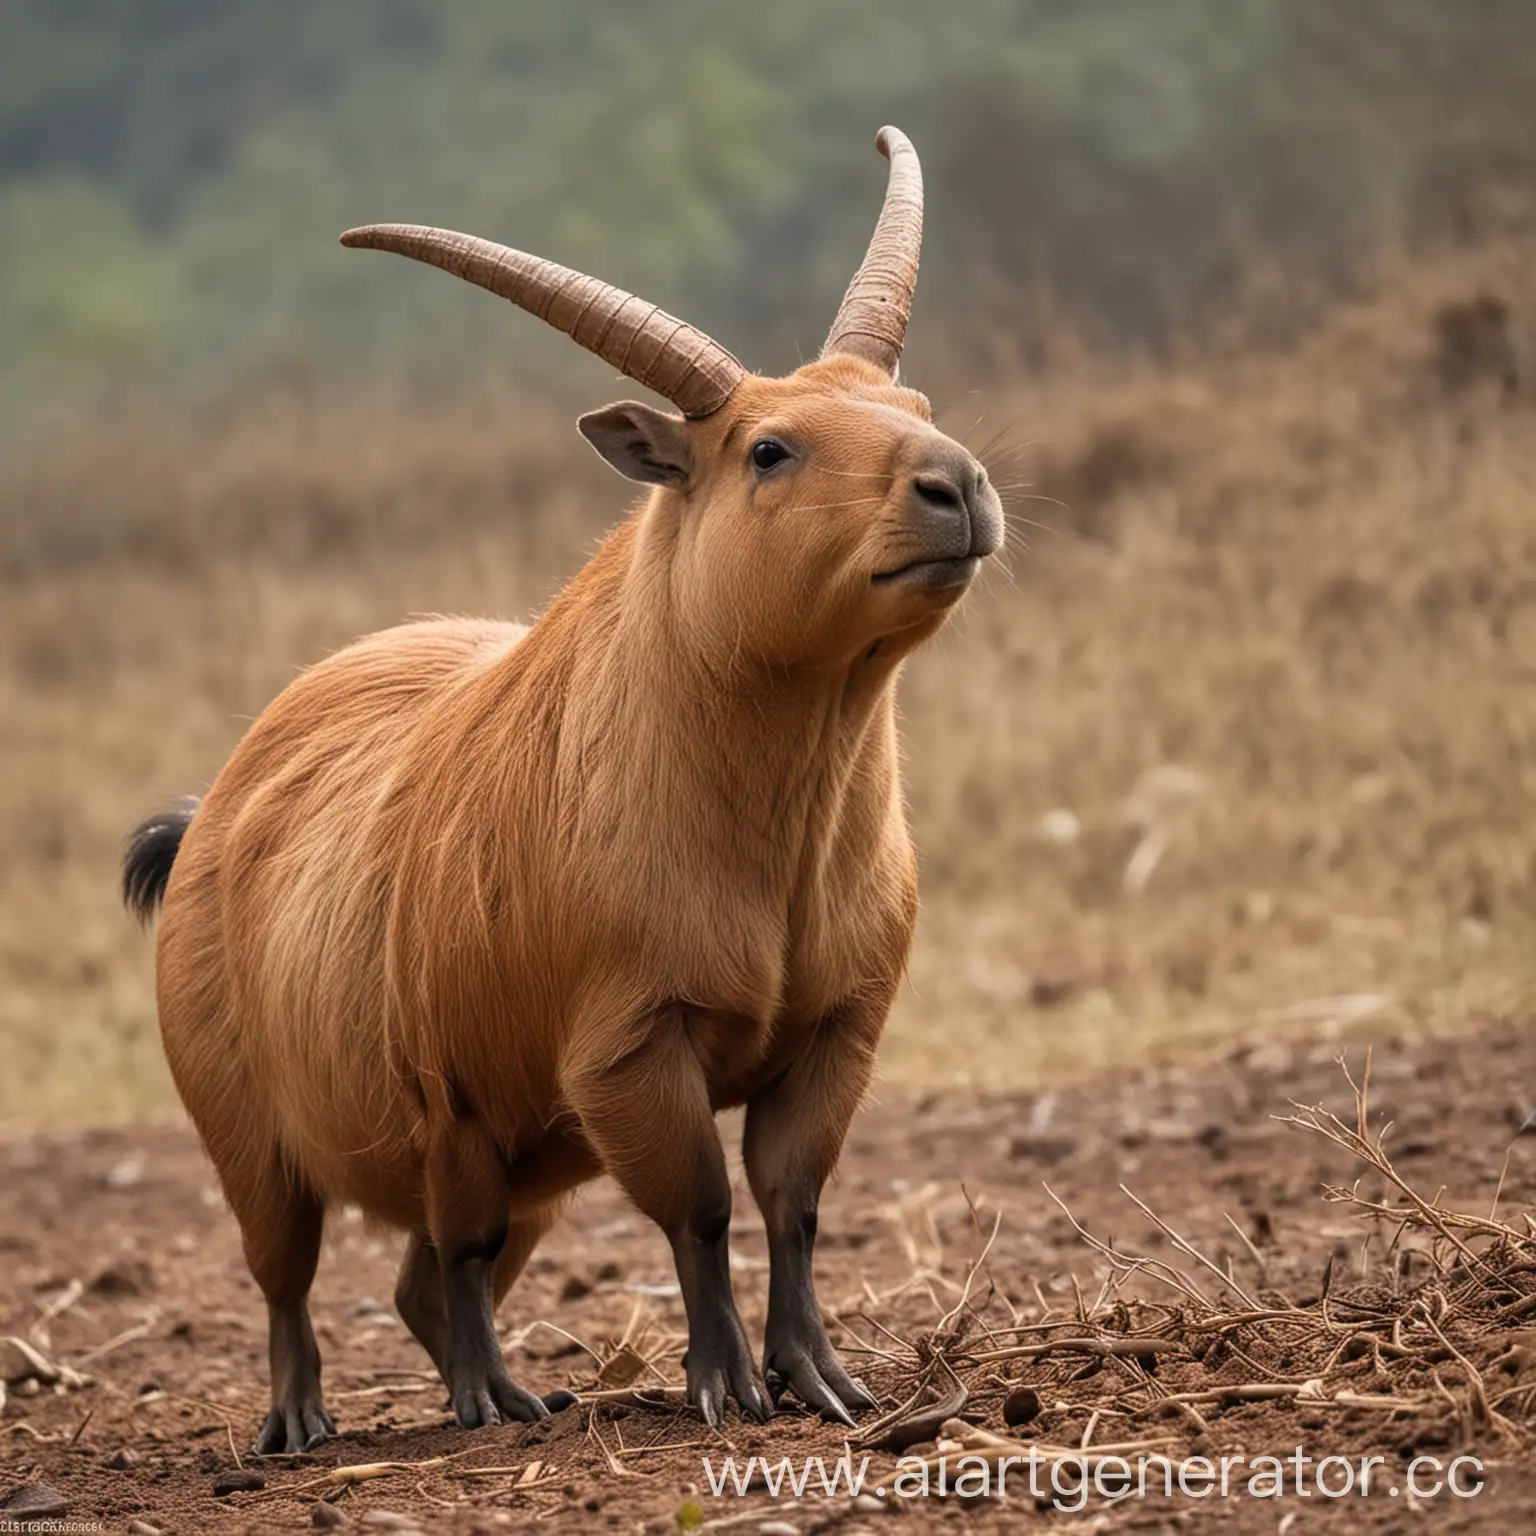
906,451,1002,559
912,471,969,518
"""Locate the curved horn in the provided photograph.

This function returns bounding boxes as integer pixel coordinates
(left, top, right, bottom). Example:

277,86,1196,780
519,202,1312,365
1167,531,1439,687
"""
339,225,745,418
821,126,925,375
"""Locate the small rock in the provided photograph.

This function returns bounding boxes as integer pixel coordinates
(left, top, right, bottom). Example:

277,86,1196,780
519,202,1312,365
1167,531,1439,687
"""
106,1446,141,1470
88,1257,154,1297
105,1154,146,1190
1006,1133,1075,1166
851,1494,888,1513
1003,1386,1041,1426
758,1523,800,1536
2,1486,69,1519
361,1514,424,1533
212,1470,266,1496
1037,808,1081,846
128,1522,164,1536
1028,973,1077,1007
351,1295,388,1318
558,1273,592,1301
312,1502,346,1528
1142,1116,1197,1144
1234,1041,1292,1075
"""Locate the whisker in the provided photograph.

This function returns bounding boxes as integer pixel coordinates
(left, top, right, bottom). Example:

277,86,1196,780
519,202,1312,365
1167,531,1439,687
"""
802,466,890,480
786,495,888,515
973,416,1031,464
980,431,1043,466
982,553,1022,595
959,410,989,449
1001,491,1071,516
1003,512,1059,538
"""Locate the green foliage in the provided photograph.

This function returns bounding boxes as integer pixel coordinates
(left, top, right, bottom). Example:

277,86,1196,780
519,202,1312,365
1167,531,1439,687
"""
2,0,1534,422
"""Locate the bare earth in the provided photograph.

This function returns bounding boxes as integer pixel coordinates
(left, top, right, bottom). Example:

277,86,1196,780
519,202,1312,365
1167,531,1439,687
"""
5,1018,1535,1533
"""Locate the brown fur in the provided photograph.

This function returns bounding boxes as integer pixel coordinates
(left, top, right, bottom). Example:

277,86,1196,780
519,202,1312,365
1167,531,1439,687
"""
139,354,1000,1436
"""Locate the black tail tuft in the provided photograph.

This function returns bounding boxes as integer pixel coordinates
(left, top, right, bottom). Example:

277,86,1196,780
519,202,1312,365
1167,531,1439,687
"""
122,797,201,924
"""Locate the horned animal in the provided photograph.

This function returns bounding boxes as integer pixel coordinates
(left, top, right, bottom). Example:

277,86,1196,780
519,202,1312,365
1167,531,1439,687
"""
123,127,1002,1453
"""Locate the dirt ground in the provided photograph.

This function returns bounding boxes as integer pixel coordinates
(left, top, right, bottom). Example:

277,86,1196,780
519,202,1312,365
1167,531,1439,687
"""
5,1017,1536,1533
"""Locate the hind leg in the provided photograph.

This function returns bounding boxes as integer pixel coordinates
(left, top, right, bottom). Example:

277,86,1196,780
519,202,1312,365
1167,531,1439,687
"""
421,1117,558,1428
397,1205,577,1419
493,1210,578,1413
234,1167,335,1454
395,1233,449,1380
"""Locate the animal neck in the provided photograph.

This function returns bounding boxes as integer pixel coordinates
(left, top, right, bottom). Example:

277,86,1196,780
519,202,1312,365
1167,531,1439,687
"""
551,512,903,880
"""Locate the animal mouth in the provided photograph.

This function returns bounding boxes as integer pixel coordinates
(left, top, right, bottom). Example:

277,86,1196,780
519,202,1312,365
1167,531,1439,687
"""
872,554,981,588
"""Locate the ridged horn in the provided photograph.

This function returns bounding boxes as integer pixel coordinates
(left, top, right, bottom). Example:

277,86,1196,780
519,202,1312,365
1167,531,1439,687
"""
821,126,925,375
339,225,746,418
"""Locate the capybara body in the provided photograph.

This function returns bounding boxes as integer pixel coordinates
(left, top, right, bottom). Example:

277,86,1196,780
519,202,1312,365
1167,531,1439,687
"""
156,534,913,1235
126,129,1003,1449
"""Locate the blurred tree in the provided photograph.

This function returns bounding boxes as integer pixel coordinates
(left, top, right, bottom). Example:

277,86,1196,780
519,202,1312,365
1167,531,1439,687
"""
2,0,1533,424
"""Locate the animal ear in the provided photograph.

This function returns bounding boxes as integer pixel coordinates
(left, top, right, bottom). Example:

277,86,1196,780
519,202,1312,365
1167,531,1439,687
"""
577,402,694,487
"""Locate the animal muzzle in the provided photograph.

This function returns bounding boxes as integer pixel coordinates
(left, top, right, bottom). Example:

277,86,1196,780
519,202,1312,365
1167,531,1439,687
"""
874,451,1005,591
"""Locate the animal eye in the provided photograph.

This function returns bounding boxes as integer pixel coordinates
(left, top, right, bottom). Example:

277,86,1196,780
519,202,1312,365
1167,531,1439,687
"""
750,438,791,472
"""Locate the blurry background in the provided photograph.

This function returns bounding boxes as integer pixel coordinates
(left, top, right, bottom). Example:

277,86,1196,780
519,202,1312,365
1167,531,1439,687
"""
3,0,1534,1124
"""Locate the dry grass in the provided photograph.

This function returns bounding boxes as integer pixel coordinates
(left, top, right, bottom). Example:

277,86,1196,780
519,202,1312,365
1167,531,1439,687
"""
822,1053,1536,1485
2,244,1535,1126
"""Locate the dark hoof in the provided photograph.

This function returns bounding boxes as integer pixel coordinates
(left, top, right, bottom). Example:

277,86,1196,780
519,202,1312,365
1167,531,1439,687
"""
764,1342,876,1425
253,1402,336,1455
451,1371,550,1429
684,1338,772,1427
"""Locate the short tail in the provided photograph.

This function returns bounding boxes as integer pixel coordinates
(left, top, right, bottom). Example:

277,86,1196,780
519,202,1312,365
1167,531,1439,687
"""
122,797,201,924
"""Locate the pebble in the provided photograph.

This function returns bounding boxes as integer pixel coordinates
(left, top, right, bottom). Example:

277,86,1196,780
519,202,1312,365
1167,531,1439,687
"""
88,1257,154,1297
128,1522,164,1536
106,1446,141,1470
105,1153,146,1189
361,1514,425,1532
851,1494,888,1513
1006,1132,1075,1165
1003,1385,1041,1426
312,1502,346,1528
2,1486,69,1519
758,1524,800,1536
212,1469,267,1496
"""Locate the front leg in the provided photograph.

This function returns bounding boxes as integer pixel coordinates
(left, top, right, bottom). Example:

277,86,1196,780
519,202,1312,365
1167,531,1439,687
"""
564,1008,770,1427
743,997,885,1425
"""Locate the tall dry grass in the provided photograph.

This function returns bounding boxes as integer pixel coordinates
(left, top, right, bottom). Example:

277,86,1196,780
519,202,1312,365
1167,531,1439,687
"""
2,245,1533,1126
